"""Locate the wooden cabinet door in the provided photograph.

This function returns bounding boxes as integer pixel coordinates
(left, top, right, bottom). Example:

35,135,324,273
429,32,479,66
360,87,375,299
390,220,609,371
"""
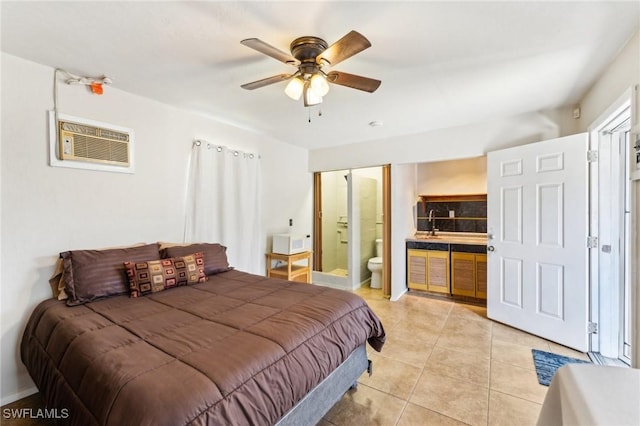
426,251,449,294
451,252,476,297
407,249,428,290
475,254,487,299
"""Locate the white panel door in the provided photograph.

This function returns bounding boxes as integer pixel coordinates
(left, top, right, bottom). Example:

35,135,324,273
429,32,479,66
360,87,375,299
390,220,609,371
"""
487,133,589,352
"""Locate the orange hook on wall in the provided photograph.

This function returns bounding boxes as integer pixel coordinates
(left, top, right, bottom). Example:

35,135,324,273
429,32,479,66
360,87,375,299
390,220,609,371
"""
90,82,103,95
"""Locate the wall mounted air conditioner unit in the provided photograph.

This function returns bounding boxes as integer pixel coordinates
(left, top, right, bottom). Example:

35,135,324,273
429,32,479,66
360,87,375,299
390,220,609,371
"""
48,111,135,173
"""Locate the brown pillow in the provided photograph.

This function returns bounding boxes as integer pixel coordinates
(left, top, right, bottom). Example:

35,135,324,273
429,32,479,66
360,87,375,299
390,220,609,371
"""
125,252,206,298
61,243,161,306
161,243,231,275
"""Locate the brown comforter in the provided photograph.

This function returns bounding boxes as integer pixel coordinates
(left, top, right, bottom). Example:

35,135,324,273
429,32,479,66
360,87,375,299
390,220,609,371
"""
21,270,385,425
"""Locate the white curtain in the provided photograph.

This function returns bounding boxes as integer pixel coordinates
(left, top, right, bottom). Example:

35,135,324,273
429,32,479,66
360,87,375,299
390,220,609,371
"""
184,141,262,273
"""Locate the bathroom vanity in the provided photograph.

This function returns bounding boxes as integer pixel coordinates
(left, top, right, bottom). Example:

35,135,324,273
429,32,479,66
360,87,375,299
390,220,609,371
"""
406,233,487,301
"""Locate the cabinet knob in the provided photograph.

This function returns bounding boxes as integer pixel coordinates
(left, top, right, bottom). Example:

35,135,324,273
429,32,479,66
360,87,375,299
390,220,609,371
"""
487,245,495,252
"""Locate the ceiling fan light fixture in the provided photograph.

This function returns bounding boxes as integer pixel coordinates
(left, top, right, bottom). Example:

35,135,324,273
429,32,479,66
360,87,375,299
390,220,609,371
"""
284,77,304,100
303,83,323,107
241,31,380,108
309,72,330,97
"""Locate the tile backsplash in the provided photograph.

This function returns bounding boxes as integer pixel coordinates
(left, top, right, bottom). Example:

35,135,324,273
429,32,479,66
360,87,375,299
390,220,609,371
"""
417,194,487,233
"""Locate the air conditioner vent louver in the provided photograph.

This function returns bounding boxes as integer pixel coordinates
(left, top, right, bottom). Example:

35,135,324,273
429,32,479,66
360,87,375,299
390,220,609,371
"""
70,134,129,163
59,119,130,166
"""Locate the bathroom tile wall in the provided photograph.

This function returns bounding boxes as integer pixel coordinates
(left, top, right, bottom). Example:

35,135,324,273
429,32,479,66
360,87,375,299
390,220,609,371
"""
417,197,487,233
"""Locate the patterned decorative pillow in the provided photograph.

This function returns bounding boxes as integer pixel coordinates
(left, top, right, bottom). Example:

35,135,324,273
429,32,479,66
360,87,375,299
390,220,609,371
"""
125,252,206,298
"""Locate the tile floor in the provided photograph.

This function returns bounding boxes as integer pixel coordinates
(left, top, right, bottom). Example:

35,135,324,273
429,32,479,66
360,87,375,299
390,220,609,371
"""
320,286,590,426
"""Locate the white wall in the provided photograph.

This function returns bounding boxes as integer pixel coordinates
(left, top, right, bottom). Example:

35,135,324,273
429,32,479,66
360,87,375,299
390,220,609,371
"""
417,156,487,195
0,53,312,404
578,32,639,132
390,163,417,301
308,110,568,172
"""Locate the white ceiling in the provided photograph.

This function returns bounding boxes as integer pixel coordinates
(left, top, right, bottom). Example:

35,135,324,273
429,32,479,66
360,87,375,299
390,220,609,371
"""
2,1,638,150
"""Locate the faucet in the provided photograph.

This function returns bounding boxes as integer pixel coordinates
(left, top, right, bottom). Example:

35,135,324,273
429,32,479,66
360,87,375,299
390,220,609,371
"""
428,210,437,236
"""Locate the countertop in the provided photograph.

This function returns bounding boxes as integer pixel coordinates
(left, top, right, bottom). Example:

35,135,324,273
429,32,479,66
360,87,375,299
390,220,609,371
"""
406,232,488,246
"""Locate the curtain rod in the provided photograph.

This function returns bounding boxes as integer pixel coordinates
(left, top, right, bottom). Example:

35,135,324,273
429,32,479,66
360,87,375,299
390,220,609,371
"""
193,140,260,159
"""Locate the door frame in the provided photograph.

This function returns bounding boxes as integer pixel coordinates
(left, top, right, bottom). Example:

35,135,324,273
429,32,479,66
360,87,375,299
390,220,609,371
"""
382,165,391,298
588,87,634,363
313,172,322,271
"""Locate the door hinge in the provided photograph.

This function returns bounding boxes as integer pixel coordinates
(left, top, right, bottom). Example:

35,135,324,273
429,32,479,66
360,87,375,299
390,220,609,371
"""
588,322,598,334
587,236,598,248
587,150,598,163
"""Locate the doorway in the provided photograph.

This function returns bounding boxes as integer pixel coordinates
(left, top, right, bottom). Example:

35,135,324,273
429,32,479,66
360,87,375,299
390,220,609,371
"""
589,91,633,365
312,166,390,294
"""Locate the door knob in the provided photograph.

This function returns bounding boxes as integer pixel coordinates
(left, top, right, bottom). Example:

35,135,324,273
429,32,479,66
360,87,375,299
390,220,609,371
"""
487,245,495,252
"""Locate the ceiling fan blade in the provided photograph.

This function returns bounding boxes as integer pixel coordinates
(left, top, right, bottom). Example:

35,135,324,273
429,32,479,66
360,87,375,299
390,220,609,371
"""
317,30,371,67
241,74,293,90
326,71,381,93
240,38,300,66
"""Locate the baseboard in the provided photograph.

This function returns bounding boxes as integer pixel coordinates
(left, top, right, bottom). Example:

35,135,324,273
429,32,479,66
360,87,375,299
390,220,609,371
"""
390,287,407,301
1,386,38,407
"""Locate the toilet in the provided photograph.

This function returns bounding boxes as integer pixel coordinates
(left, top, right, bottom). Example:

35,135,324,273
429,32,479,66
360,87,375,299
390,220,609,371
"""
367,239,383,289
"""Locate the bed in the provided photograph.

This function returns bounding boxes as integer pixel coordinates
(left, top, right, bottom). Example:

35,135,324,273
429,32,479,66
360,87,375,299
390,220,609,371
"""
20,242,385,425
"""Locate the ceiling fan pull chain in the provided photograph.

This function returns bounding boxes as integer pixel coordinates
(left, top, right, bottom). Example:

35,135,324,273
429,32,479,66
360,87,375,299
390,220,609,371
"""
308,108,311,123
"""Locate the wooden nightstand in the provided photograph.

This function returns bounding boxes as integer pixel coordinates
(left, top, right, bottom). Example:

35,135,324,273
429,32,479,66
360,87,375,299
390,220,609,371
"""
266,251,312,283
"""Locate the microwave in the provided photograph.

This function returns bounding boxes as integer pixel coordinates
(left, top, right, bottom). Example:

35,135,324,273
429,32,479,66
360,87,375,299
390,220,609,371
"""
272,234,311,255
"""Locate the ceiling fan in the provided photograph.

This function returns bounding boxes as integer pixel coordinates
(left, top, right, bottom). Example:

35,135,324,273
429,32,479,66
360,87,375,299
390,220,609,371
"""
240,30,381,107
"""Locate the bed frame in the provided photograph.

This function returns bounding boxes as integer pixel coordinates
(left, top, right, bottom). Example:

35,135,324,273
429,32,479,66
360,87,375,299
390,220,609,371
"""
276,344,369,425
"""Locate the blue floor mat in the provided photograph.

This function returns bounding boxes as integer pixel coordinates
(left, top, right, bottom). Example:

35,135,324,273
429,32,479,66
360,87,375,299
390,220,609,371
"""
532,349,591,386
